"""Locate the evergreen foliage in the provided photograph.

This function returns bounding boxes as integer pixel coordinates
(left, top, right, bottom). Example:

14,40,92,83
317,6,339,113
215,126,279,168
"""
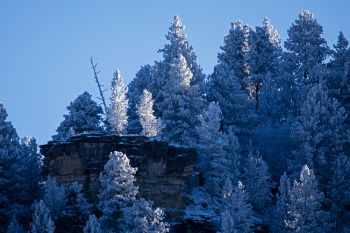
220,180,254,233
107,69,129,135
286,165,332,233
0,103,41,231
289,82,348,184
30,200,55,233
43,176,67,220
270,173,291,233
242,147,273,213
127,65,153,134
54,91,103,140
98,151,168,233
137,89,161,136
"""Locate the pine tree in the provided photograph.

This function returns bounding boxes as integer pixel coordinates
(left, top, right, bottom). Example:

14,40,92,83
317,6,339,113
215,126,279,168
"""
43,176,67,220
220,179,254,233
127,65,153,134
196,102,241,198
21,136,42,201
263,17,281,48
0,103,41,231
66,182,91,223
289,82,348,184
161,54,201,144
98,151,138,231
330,155,350,232
327,32,350,122
137,89,161,137
328,31,350,98
213,20,248,89
270,173,291,233
280,11,330,116
30,200,55,233
196,101,226,169
98,151,168,233
286,165,332,233
242,147,273,213
6,217,25,233
107,69,129,135
53,92,103,140
207,21,256,135
158,16,205,87
121,199,169,233
247,18,281,109
284,10,329,81
83,214,102,233
151,16,205,122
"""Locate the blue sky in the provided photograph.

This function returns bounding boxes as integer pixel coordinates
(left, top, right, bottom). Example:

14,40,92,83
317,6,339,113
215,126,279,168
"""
0,1,349,145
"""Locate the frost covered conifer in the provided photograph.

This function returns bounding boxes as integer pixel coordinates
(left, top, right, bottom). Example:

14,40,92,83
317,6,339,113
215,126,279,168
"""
127,65,153,134
150,16,205,118
98,151,138,231
196,101,225,195
196,102,241,197
0,103,41,231
328,32,350,98
161,54,200,144
66,182,91,222
242,147,273,213
30,200,55,233
247,18,281,109
158,16,205,87
43,176,67,220
196,102,226,162
54,92,103,140
220,179,254,233
207,21,255,134
263,17,281,48
286,165,331,233
284,10,329,81
99,151,138,210
83,214,102,233
98,151,168,232
137,89,161,136
270,173,291,233
330,155,350,231
121,199,169,233
213,20,248,88
107,69,129,135
328,32,350,119
289,82,348,183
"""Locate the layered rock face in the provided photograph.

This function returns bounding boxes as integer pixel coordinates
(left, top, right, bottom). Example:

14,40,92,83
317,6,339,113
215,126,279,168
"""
40,133,210,232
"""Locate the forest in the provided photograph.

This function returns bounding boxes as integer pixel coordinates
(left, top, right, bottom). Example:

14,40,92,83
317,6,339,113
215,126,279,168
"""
1,10,350,233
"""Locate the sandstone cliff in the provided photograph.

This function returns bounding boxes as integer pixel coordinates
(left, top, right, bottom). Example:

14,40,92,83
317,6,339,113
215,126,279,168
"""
40,133,215,232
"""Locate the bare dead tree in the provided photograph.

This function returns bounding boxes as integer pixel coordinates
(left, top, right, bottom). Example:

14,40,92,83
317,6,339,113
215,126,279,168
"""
90,56,108,113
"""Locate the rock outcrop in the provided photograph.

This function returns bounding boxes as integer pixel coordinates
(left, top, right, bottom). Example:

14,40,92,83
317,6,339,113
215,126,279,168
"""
40,133,214,232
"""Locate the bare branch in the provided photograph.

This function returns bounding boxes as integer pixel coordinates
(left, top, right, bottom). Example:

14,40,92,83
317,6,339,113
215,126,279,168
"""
90,56,108,113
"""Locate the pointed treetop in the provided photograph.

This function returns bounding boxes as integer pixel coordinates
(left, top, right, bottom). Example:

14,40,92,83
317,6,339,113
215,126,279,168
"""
299,164,314,183
112,69,124,88
169,54,193,90
230,20,243,31
263,17,281,47
334,31,349,51
0,102,7,121
166,15,187,43
299,10,314,21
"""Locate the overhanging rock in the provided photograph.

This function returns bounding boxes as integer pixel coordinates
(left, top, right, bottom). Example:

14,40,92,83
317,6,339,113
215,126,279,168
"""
40,133,198,226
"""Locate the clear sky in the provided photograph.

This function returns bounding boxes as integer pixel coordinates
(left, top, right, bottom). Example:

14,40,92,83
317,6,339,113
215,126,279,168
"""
1,1,349,145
